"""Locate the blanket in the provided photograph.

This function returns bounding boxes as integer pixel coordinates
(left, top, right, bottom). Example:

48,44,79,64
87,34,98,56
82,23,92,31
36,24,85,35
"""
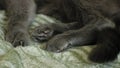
0,11,120,68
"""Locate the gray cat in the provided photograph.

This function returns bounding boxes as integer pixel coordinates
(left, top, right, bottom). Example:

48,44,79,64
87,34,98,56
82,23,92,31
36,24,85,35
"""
0,0,120,63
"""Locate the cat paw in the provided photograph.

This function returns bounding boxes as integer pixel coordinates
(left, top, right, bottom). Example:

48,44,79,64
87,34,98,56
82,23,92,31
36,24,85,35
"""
5,29,30,47
45,34,72,53
31,24,54,42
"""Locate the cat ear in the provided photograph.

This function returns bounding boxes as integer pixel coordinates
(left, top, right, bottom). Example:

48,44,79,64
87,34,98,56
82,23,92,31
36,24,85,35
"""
88,45,119,63
88,28,120,63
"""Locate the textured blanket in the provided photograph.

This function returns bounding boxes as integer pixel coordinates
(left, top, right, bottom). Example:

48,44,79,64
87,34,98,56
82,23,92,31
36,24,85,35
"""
0,11,120,68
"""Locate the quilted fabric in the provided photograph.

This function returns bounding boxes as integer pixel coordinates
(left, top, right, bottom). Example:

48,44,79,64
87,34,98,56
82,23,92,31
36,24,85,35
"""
0,11,120,68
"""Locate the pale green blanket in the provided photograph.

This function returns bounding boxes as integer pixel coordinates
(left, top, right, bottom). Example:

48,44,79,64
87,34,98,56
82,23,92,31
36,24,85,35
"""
0,11,120,68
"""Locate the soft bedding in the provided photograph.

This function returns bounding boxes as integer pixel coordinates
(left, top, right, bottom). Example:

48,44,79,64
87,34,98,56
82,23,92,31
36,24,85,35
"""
0,11,120,68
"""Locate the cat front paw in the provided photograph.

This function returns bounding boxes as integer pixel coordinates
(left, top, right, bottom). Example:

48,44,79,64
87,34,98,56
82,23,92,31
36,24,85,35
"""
45,34,72,53
31,24,54,42
5,29,30,47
